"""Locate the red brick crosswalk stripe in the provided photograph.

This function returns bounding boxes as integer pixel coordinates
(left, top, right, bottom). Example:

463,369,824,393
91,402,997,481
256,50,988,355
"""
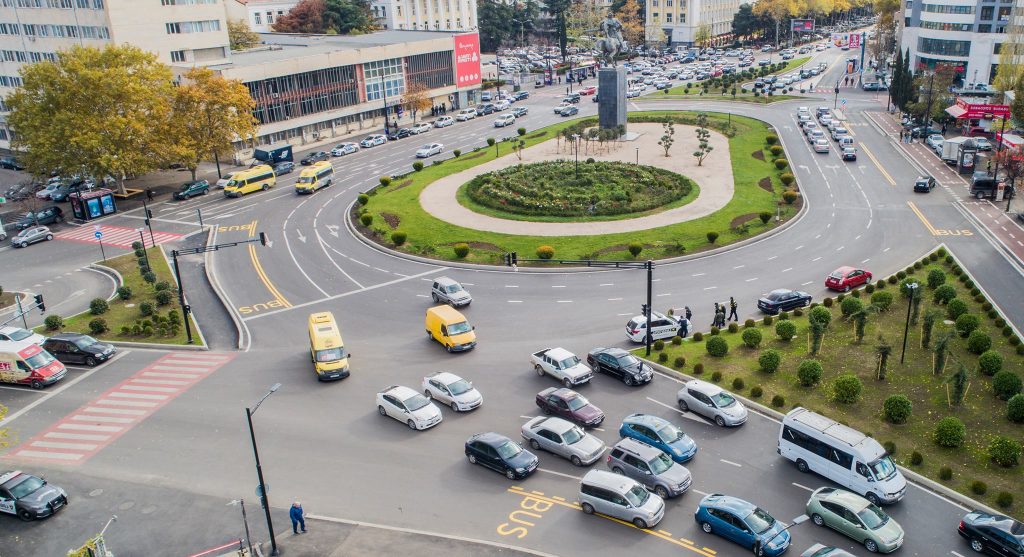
56,225,182,248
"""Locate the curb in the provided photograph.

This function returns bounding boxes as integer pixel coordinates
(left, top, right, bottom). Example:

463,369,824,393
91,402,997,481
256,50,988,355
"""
202,225,249,351
0,291,28,317
161,245,209,349
89,263,122,302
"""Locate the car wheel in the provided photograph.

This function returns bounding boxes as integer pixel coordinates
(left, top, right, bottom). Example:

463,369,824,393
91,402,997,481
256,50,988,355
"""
19,242,27,248
715,416,726,427
45,234,53,241
468,454,477,464
678,399,689,412
202,189,208,195
17,508,33,521
654,485,669,499
407,419,417,430
431,292,438,302
30,379,43,389
970,539,984,552
529,438,541,450
85,356,97,367
700,521,713,534
581,502,595,515
812,513,824,526
632,517,648,529
562,378,572,388
263,184,270,191
976,191,984,199
377,405,386,416
796,459,809,472
843,285,850,292
611,467,624,475
623,375,633,386
570,455,582,466
505,469,517,480
541,405,551,415
450,400,460,412
864,539,878,553
866,492,881,506
535,364,544,377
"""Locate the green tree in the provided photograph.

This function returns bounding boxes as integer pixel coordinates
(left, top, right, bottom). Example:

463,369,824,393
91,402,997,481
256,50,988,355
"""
7,44,174,194
890,48,905,107
546,0,572,60
228,19,261,50
658,121,675,157
693,113,713,166
948,363,970,406
272,0,327,33
908,63,958,122
324,0,375,34
731,4,763,39
694,24,712,49
479,0,515,52
565,0,604,50
1012,79,1024,130
168,67,257,181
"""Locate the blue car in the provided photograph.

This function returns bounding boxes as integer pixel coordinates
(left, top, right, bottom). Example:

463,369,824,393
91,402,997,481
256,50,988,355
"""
695,494,791,556
465,432,539,480
618,413,697,463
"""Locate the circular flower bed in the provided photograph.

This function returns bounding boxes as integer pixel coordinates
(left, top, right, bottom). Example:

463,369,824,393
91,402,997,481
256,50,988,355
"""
464,161,695,218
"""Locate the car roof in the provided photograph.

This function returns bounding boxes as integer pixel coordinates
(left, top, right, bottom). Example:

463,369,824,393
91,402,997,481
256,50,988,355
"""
471,431,513,447
530,416,576,434
49,332,90,341
434,276,459,286
686,379,723,396
546,347,574,360
966,511,1024,535
768,289,793,295
597,347,630,358
549,387,580,401
624,413,668,428
382,385,418,400
0,470,27,488
613,437,662,459
427,371,462,384
702,493,756,515
820,487,870,511
833,266,855,274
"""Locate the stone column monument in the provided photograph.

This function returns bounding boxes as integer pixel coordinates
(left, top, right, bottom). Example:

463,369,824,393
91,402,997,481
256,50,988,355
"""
594,12,628,133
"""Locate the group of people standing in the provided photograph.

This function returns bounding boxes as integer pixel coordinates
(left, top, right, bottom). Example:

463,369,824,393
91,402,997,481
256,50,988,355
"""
710,298,739,328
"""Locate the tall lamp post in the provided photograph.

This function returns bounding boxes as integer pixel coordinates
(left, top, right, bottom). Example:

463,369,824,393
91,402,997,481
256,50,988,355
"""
900,282,919,364
571,133,581,177
247,383,282,556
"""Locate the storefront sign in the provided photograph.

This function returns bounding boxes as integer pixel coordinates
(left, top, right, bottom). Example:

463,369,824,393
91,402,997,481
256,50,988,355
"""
454,33,482,87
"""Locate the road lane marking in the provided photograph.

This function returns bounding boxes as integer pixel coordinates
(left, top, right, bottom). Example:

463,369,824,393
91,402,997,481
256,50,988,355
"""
720,459,742,467
508,300,523,303
906,201,939,235
792,483,814,492
248,220,294,307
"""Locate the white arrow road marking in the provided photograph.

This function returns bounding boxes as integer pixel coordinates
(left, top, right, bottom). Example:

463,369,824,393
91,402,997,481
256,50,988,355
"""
296,229,307,243
325,224,340,237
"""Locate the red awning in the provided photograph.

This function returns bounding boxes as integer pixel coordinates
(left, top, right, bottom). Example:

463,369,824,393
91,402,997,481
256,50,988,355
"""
945,105,968,118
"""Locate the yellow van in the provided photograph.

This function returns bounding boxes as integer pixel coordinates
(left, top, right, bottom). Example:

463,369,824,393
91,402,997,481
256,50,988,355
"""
425,305,476,353
295,161,334,194
224,165,276,197
307,311,350,380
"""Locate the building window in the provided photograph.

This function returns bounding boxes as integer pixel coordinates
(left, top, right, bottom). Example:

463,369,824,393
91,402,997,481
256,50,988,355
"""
920,21,973,31
267,11,274,23
255,12,262,25
165,20,222,34
363,58,406,102
979,23,992,32
998,6,1011,20
922,4,973,13
918,37,971,56
981,6,994,19
171,50,186,62
666,12,672,22
407,50,454,90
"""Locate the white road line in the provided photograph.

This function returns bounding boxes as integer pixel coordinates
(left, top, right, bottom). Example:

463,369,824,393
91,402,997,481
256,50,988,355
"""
836,246,844,251
646,397,684,415
952,551,966,557
607,297,623,301
505,285,518,288
733,265,745,269
507,300,523,303
795,245,804,250
691,488,710,496
704,286,717,291
416,294,429,298
767,256,778,261
792,483,814,492
720,459,742,467
617,312,633,316
657,293,672,297
691,273,705,277
745,278,758,282
782,267,793,272
811,256,822,262
599,283,614,286
538,468,584,481
862,258,871,263
556,300,573,303
551,285,566,288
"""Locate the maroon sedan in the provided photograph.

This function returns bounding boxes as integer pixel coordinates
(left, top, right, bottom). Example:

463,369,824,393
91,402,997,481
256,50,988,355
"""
535,387,604,428
825,266,872,292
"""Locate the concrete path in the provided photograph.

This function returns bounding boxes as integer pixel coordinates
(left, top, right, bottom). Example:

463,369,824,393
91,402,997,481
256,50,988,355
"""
418,122,733,236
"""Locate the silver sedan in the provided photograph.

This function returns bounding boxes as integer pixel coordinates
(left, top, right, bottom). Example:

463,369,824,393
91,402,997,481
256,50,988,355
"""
521,416,605,466
676,379,748,427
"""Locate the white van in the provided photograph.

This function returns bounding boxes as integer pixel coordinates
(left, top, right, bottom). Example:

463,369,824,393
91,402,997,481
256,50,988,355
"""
779,407,906,505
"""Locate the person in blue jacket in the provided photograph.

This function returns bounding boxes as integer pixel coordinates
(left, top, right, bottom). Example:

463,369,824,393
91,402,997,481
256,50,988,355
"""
290,501,306,534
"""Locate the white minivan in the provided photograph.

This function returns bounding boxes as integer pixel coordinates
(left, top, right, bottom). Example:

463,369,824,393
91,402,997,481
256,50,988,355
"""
779,407,907,505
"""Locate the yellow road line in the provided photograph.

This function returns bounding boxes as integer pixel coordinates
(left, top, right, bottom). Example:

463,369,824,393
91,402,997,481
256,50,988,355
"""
906,201,939,236
860,144,896,186
246,219,292,308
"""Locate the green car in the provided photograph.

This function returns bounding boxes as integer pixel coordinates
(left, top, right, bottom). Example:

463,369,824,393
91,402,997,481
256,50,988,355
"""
806,487,904,553
172,179,210,200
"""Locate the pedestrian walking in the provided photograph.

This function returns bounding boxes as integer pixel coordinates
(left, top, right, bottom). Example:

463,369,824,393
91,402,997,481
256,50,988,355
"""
711,303,720,327
678,316,690,338
684,306,692,322
716,308,726,328
728,297,738,322
146,188,154,202
290,501,306,534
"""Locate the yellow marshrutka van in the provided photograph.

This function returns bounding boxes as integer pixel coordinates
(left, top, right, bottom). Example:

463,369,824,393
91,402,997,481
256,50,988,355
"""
224,165,276,198
307,311,350,380
295,161,334,194
425,305,476,353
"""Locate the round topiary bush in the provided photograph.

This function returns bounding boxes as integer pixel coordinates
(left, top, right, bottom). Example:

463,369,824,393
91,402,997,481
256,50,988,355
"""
778,311,790,320
970,481,988,495
693,332,704,341
693,363,704,375
744,318,756,328
706,231,719,244
955,314,981,337
832,374,863,403
910,451,923,465
658,352,668,363
993,371,1023,400
771,394,786,407
988,436,1022,467
379,175,392,187
840,296,863,317
44,315,63,331
979,351,1004,376
883,441,897,455
741,328,762,348
391,231,407,246
927,269,946,289
935,416,967,447
750,386,763,398
766,134,778,145
117,286,132,301
775,320,797,341
759,349,782,373
360,213,373,227
774,158,789,170
154,281,171,292
823,297,834,308
154,290,173,306
763,315,774,326
883,394,913,424
710,326,721,335
89,298,108,315
627,242,643,257
797,360,823,387
779,172,795,186
711,371,723,383
871,291,894,311
672,335,683,345
782,190,799,204
967,330,992,354
996,492,1014,509
654,339,665,351
1008,393,1024,423
732,377,745,390
769,144,783,156
728,322,739,333
453,243,470,258
865,283,875,294
939,466,953,481
674,356,686,368
357,193,370,205
887,276,898,285
809,305,832,328
706,336,729,357
412,161,424,172
536,245,555,259
947,298,968,320
88,318,108,335
139,301,154,317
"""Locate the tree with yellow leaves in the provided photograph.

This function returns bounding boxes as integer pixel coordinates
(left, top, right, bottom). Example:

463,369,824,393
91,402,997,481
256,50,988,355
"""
615,0,645,51
993,31,1024,95
402,82,434,123
694,24,712,48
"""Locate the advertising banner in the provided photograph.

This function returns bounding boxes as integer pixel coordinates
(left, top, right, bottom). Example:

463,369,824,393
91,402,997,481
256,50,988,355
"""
849,32,861,49
454,33,482,88
790,19,814,32
831,32,849,47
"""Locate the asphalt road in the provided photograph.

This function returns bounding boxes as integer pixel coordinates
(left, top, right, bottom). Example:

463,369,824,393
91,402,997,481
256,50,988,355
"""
2,43,1022,557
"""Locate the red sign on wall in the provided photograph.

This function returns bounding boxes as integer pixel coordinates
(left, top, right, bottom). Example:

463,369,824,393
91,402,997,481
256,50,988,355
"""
849,33,861,49
454,33,482,87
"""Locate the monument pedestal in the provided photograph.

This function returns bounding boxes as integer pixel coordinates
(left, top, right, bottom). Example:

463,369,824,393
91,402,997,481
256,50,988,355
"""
598,66,627,133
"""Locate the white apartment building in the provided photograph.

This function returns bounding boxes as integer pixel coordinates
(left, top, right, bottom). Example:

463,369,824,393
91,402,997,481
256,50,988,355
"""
644,0,742,45
225,0,300,33
369,0,477,32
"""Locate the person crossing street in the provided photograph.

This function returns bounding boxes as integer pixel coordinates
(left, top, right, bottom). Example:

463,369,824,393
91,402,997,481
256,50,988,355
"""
728,297,738,322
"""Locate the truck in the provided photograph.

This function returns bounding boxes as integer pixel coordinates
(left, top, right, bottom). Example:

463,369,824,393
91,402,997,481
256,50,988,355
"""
252,143,294,166
940,137,976,164
530,347,593,387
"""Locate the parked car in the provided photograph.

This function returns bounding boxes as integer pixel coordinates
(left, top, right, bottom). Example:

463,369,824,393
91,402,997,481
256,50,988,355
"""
433,116,455,128
421,371,482,412
825,266,872,292
586,346,653,386
512,106,529,118
800,546,856,557
535,387,604,427
387,128,414,141
676,379,748,426
0,470,68,521
11,226,53,248
415,143,443,158
272,161,295,175
172,180,210,200
695,493,792,556
619,413,697,463
813,139,830,153
521,415,605,466
359,134,387,148
300,151,329,165
15,206,62,231
558,105,579,117
973,137,993,151
411,123,432,134
0,156,25,170
376,384,442,430
925,134,945,151
757,288,812,314
958,510,1024,556
841,147,858,161
35,183,62,200
475,104,496,116
455,109,476,121
42,333,116,367
807,487,904,553
0,326,46,345
607,437,691,498
215,171,238,189
913,175,936,193
579,469,665,529
5,183,39,201
465,432,538,479
331,143,359,156
512,91,530,101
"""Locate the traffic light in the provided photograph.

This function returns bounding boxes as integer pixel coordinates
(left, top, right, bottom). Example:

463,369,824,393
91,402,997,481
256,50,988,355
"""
641,303,649,317
145,208,153,226
34,294,45,312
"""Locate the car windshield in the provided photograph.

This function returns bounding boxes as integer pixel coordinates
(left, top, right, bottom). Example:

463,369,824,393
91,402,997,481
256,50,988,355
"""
624,484,650,507
7,329,32,341
767,291,787,301
496,440,522,459
709,391,736,408
448,321,472,335
563,426,584,444
857,504,890,529
616,354,639,367
445,284,463,294
420,145,433,151
744,507,777,534
404,394,431,411
297,176,314,183
648,452,674,474
25,351,55,369
566,395,590,411
314,347,345,362
558,356,580,369
75,336,99,348
9,476,45,499
656,422,683,443
179,183,194,191
226,180,241,188
869,455,897,480
447,378,473,396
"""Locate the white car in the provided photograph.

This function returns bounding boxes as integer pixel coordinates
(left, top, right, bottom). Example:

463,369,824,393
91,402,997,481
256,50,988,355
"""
813,138,830,153
494,114,516,127
676,379,748,427
625,312,682,343
215,171,238,189
331,143,359,157
0,325,46,346
553,101,572,114
455,109,476,121
35,183,61,200
360,134,387,148
434,116,454,127
494,100,511,111
376,385,442,430
422,371,482,412
521,416,606,466
415,143,443,158
411,123,432,134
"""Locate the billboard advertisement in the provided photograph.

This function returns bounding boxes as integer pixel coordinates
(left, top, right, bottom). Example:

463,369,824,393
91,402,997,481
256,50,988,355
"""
454,33,482,88
791,19,814,32
849,32,861,49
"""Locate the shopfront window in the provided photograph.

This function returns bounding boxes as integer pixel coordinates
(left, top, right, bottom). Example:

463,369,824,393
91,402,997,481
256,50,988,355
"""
918,37,971,57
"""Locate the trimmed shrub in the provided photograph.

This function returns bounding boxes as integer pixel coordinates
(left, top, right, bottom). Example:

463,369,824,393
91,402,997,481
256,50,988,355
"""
766,134,778,144
654,339,665,351
1008,394,1024,423
871,291,894,311
823,297,834,308
154,281,171,292
88,318,108,335
779,172,795,186
967,330,992,354
750,386,763,397
993,371,1023,400
155,290,173,306
357,193,370,205
131,241,143,251
996,492,1014,509
732,377,745,390
759,349,782,373
536,245,555,259
769,145,783,156
832,374,863,403
887,276,898,285
744,318,756,328
134,248,145,259
693,332,704,341
910,451,923,465
954,314,980,337
840,296,863,317
710,326,720,335
672,335,683,345
89,298,108,315
741,328,762,348
939,466,953,481
778,311,790,320
809,305,832,328
988,436,1022,467
412,161,424,172
674,356,686,368
117,286,132,301
762,315,774,326
776,320,797,341
934,417,967,447
693,363,704,375
782,190,799,204
970,481,988,495
978,351,1004,376
627,242,643,257
378,175,392,187
44,315,63,331
883,395,913,424
797,360,823,386
728,322,739,333
658,352,668,363
360,213,373,227
706,336,729,357
774,158,789,170
706,231,719,244
391,231,407,246
946,298,968,320
711,371,723,383
865,283,875,294
453,243,470,258
139,302,154,317
771,394,786,407
453,149,461,157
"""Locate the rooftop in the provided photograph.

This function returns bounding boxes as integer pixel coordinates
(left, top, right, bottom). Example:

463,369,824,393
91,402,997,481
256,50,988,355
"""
209,30,459,68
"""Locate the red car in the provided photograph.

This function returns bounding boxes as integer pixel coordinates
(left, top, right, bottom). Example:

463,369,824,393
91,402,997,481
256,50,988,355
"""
579,86,597,95
825,266,872,292
535,387,604,427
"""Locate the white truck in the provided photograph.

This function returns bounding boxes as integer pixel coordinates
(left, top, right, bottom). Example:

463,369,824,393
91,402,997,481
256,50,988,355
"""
940,136,971,164
530,347,593,387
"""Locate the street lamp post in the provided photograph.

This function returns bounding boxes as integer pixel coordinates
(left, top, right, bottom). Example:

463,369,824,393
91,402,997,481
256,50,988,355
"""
571,133,580,177
228,499,255,557
247,383,282,556
833,80,840,109
900,282,919,364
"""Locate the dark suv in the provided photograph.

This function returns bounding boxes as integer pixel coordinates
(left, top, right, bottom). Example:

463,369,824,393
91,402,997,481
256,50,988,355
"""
15,206,62,230
958,511,1024,556
42,333,116,366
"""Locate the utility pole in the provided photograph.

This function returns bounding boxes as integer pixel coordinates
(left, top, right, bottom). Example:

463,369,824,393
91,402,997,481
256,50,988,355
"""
247,384,282,556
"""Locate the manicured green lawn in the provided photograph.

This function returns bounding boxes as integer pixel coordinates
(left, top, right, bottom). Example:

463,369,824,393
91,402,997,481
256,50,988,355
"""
640,252,1024,515
360,111,797,265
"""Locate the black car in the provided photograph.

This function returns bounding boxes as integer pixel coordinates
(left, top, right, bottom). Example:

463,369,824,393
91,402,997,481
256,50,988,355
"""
172,179,210,200
42,332,116,366
909,125,941,138
841,147,857,161
465,432,539,480
914,176,936,193
273,161,295,175
587,347,654,386
958,511,1024,556
300,151,329,165
757,289,812,314
0,156,25,170
0,471,68,521
387,128,414,141
15,206,62,231
564,93,581,103
512,91,529,101
5,183,38,201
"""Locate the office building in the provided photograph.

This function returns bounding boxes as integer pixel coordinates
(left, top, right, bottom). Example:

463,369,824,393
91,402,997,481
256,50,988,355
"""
369,0,477,31
225,0,301,33
644,0,742,46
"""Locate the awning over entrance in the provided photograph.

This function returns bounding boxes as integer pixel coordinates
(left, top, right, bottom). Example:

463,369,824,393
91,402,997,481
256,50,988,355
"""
946,98,1010,120
945,105,967,119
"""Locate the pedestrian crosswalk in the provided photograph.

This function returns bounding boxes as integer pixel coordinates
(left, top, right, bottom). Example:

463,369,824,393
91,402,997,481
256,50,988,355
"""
8,352,234,464
56,224,182,248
